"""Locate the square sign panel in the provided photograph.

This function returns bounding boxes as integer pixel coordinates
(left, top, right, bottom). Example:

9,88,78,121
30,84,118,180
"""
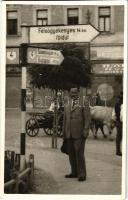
6,47,20,65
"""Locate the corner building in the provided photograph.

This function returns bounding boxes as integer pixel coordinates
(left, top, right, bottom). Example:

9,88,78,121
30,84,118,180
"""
6,5,124,108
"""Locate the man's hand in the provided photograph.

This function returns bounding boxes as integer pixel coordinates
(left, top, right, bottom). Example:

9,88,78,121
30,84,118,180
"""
83,128,89,139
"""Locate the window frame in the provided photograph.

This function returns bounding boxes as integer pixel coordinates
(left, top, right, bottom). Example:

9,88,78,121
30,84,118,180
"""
98,6,111,33
36,9,48,26
7,10,18,35
67,8,79,25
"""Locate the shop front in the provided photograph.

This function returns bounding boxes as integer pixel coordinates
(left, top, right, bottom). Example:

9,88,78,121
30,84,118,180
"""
90,45,123,107
91,62,123,106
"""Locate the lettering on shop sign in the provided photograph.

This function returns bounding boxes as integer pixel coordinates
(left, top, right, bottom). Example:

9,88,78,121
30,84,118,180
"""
92,63,123,74
29,25,99,43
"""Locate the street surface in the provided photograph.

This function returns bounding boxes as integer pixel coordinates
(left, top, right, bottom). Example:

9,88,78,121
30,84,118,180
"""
5,109,122,195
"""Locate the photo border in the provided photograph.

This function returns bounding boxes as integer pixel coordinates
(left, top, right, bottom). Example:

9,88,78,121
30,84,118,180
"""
0,1,127,200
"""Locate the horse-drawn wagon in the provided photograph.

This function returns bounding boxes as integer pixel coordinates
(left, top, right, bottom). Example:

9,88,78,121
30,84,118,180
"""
25,110,63,137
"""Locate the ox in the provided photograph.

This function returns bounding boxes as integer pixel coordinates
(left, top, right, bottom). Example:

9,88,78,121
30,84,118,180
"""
90,106,115,139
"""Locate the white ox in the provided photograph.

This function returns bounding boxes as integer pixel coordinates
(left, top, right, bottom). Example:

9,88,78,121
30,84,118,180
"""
90,106,115,139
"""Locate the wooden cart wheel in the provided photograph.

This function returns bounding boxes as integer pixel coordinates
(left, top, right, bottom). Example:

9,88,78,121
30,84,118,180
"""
43,128,53,136
44,126,63,137
26,118,39,137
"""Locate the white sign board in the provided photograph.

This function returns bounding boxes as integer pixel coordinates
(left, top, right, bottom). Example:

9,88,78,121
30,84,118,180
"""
97,83,114,101
29,25,99,43
91,46,123,60
27,47,64,65
6,48,20,65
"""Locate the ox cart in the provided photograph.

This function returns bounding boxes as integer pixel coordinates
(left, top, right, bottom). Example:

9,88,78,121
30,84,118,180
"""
26,110,63,137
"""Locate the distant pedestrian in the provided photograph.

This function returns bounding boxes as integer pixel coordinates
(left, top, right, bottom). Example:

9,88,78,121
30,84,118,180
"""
57,91,64,112
95,92,102,106
114,92,123,156
62,88,91,181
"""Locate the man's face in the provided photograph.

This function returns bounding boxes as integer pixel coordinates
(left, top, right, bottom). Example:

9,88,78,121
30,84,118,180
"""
70,88,79,99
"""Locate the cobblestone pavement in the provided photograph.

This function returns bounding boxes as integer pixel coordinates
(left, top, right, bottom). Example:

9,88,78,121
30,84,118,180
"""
5,109,122,195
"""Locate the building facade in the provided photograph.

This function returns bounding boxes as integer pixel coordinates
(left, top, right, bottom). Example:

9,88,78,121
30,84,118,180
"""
6,5,124,108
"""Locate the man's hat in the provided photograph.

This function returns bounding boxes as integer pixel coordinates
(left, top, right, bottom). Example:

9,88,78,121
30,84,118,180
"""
70,88,79,94
70,88,79,93
69,88,79,97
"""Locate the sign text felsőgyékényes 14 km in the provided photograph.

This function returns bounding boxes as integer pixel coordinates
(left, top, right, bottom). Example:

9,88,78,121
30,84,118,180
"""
29,24,99,43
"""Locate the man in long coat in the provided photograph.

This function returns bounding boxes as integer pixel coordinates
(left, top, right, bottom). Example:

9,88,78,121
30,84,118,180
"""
63,88,91,181
115,92,123,156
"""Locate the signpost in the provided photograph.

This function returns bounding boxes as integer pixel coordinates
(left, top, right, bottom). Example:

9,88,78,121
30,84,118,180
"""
29,24,99,43
27,47,64,65
27,24,99,148
6,23,100,156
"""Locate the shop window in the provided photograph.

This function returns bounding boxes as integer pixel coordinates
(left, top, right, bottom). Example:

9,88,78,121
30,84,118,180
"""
98,7,111,32
6,66,21,73
7,11,18,35
37,9,48,25
67,8,79,25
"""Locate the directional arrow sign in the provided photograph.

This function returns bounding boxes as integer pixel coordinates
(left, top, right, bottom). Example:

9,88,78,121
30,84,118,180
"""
6,48,20,65
27,47,64,65
29,24,99,44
